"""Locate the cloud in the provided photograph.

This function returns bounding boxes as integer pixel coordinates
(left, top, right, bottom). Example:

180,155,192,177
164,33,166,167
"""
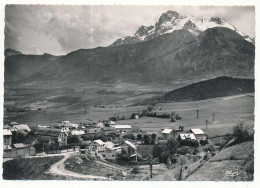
5,5,255,55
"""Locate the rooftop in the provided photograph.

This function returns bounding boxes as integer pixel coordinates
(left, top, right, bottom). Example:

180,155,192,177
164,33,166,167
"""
124,140,137,149
94,139,105,146
162,128,173,134
190,129,205,135
3,129,12,136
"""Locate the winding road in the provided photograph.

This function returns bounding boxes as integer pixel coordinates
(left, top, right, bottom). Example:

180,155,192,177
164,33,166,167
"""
47,153,108,180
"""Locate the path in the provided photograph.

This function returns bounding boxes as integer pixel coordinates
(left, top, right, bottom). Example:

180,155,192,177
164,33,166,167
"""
47,153,108,180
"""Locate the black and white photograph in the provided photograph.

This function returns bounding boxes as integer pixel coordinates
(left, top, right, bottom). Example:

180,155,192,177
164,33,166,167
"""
1,1,257,182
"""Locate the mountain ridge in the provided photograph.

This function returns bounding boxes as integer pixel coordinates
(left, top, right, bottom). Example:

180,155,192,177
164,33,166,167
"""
109,10,254,47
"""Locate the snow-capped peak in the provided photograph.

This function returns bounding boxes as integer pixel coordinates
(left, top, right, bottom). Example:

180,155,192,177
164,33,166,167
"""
109,10,254,47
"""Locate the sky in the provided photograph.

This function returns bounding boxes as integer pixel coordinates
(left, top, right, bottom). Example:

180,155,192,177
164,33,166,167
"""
5,5,255,55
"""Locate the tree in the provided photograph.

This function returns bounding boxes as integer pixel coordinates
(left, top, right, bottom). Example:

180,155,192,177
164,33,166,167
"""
143,135,151,145
196,109,199,118
179,126,184,131
233,120,254,143
148,155,154,178
137,134,143,141
67,135,80,144
205,119,209,129
212,112,215,122
147,105,154,112
151,133,157,145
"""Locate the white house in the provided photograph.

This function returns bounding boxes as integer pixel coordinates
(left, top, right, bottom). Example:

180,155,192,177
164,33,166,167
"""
187,129,207,141
13,124,31,132
3,128,12,146
94,139,105,152
178,133,196,142
114,125,132,131
162,128,174,140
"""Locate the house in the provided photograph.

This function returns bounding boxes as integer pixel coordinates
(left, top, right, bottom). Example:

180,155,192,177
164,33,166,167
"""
37,124,51,129
104,147,122,160
70,130,85,136
85,127,102,139
104,120,117,127
162,128,174,140
13,143,36,157
94,139,105,152
3,128,12,146
13,124,31,133
96,122,104,128
62,121,79,129
104,141,115,149
121,140,137,161
187,129,207,141
177,133,197,143
134,115,139,119
113,125,132,131
35,128,68,146
101,127,117,136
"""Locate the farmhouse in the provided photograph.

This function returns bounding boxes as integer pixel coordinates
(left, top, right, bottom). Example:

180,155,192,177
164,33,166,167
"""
3,128,12,146
3,143,35,158
62,121,79,129
12,124,31,133
101,127,117,136
103,146,122,160
178,133,196,142
35,128,68,146
93,139,105,152
187,129,207,141
121,140,137,161
113,124,132,131
162,128,174,140
85,127,102,138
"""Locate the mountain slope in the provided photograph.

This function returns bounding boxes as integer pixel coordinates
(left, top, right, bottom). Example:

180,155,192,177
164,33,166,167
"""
4,49,21,57
109,10,254,47
161,76,254,102
5,27,255,85
4,53,60,82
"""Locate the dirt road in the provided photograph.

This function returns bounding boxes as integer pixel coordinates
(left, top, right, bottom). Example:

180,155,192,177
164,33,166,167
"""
47,153,108,180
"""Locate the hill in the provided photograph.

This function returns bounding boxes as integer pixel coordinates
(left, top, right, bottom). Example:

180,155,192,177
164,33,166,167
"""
161,76,254,102
5,27,255,85
186,141,254,181
4,48,21,57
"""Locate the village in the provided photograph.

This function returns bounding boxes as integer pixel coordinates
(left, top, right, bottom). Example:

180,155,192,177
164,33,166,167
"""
3,105,225,180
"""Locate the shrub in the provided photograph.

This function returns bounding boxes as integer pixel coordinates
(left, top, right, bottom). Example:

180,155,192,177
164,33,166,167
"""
178,146,191,155
233,120,254,143
132,167,140,174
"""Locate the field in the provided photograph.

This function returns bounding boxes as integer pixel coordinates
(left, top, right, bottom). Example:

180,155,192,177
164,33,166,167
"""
4,83,254,139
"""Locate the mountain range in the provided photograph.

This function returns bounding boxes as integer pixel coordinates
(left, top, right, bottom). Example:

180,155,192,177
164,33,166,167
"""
5,27,254,86
109,10,254,47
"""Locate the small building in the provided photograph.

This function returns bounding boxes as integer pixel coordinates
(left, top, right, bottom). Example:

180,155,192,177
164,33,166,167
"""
70,130,85,136
13,124,31,133
121,140,137,161
35,128,68,146
62,121,79,129
104,147,122,160
94,139,105,152
3,143,35,158
114,125,132,131
101,127,117,136
3,128,12,146
85,127,102,139
134,115,139,119
162,128,174,140
103,120,117,127
187,129,207,141
178,133,196,142
96,122,104,128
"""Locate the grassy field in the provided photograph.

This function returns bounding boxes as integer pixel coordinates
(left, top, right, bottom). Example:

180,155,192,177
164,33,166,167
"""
4,82,254,140
3,156,65,180
186,141,254,181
